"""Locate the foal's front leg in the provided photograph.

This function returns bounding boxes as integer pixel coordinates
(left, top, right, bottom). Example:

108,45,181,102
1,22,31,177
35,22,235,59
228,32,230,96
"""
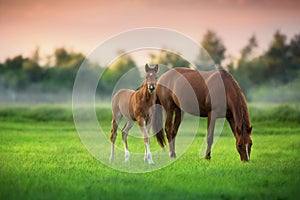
138,118,154,164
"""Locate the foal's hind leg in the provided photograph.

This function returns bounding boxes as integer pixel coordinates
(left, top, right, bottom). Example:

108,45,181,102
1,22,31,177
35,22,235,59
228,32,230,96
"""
109,111,122,161
122,120,134,162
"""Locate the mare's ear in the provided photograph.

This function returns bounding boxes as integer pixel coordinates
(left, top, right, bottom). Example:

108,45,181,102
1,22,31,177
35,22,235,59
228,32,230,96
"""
248,126,253,134
154,64,159,72
145,64,150,72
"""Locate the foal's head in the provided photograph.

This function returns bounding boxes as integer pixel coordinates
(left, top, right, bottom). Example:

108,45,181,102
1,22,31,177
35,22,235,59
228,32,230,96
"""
236,127,253,162
144,64,158,94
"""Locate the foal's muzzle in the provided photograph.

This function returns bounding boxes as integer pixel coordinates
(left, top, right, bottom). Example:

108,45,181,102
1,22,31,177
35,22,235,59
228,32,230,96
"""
148,85,155,93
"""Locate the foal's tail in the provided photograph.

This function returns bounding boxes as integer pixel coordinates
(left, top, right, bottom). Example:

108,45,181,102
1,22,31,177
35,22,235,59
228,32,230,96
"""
153,97,166,148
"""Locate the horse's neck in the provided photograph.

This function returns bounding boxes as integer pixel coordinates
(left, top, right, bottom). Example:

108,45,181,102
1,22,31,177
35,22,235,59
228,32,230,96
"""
231,96,250,134
137,85,153,103
220,70,251,135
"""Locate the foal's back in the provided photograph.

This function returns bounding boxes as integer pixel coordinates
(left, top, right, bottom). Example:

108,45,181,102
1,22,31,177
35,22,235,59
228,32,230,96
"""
112,89,134,119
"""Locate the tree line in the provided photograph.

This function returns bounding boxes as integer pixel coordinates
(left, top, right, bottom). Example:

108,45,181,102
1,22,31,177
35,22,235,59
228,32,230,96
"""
226,31,300,96
0,30,299,101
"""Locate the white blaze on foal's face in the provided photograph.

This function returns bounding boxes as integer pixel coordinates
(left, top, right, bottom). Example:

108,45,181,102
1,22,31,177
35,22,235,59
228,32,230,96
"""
145,64,158,94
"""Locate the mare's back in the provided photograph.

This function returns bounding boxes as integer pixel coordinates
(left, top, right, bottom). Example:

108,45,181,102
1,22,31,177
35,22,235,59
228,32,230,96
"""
157,68,226,116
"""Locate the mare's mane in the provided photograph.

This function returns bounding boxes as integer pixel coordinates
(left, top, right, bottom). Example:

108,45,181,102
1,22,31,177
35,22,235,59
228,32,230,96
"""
222,70,251,135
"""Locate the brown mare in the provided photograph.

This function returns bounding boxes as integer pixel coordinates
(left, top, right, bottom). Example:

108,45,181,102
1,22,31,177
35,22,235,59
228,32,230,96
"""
109,64,160,164
153,67,253,162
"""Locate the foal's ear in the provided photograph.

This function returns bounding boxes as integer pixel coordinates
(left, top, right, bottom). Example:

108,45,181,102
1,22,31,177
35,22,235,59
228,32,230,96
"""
145,64,150,72
154,64,159,72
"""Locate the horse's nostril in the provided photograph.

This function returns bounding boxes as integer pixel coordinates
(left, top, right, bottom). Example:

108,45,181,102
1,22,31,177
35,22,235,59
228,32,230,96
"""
149,85,155,91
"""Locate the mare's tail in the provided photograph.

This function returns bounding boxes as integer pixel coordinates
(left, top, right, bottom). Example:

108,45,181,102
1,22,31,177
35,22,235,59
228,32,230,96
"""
152,97,166,148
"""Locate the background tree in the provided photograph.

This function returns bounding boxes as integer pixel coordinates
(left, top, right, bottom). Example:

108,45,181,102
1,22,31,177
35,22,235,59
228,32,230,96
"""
54,47,85,68
149,50,190,68
287,33,300,75
2,55,29,90
232,35,263,94
263,30,290,84
240,35,258,61
22,47,42,82
100,51,137,94
227,31,300,101
199,30,226,69
37,47,87,91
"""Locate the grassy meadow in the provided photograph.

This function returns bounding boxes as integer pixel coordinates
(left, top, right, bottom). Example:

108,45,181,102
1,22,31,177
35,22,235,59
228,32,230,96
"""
0,103,299,199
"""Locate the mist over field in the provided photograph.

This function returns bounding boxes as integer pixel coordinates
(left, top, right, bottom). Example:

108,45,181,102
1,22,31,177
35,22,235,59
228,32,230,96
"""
0,30,299,104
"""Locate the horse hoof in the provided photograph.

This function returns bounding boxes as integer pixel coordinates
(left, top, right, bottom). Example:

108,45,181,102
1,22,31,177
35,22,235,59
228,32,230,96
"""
109,156,114,162
124,150,130,162
148,160,154,164
205,155,211,160
169,152,176,158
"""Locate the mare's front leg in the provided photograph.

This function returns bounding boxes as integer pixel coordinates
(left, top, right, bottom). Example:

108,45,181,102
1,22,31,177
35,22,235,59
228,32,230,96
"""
138,118,154,164
170,107,183,158
122,120,134,162
165,109,176,158
205,112,216,160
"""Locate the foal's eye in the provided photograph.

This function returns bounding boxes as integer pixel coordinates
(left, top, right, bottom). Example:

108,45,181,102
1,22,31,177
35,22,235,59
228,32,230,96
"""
250,143,253,147
238,144,242,149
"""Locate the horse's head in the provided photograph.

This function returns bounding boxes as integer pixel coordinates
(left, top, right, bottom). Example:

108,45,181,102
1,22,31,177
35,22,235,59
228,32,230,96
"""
236,126,253,162
145,64,158,94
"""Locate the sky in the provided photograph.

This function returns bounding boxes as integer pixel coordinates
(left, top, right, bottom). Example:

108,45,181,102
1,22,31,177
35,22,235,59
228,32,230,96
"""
1,0,300,65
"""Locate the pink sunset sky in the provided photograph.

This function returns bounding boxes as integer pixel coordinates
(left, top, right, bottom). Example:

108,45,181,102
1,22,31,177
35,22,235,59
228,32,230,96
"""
1,0,299,64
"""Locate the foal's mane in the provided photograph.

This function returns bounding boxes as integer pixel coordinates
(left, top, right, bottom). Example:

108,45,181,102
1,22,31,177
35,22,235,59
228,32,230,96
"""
135,80,146,91
222,70,251,135
134,80,152,100
135,84,143,91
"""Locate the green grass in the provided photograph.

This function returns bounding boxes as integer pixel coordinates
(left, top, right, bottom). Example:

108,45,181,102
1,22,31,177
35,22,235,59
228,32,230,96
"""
0,103,299,199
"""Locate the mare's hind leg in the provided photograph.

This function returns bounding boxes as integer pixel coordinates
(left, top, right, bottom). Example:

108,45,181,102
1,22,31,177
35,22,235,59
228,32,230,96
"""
205,112,216,160
165,107,175,158
109,111,122,161
122,120,134,162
